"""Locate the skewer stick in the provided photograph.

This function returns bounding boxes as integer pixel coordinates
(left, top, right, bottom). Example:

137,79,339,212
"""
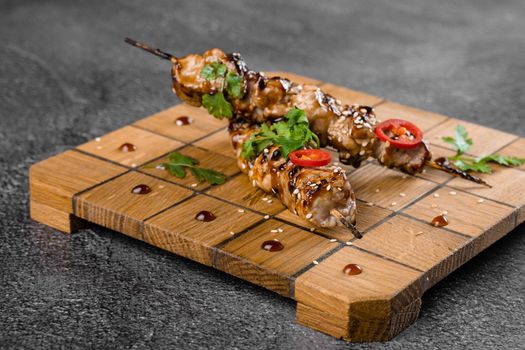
124,38,176,61
428,158,492,188
331,209,362,239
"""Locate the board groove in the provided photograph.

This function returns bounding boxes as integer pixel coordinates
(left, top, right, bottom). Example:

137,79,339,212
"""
29,71,525,342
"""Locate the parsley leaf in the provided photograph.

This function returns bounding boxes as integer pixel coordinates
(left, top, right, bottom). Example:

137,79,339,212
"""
442,125,473,155
200,63,244,119
190,167,227,185
202,92,233,119
241,107,320,160
148,152,226,185
200,62,227,80
225,72,243,98
442,125,525,173
476,154,525,167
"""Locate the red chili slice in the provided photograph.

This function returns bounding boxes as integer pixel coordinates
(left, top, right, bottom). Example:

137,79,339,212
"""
375,119,423,149
289,149,332,167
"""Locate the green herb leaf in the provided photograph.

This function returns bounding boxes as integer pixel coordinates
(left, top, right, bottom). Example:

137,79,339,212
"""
442,125,473,155
241,107,320,160
452,158,493,173
190,167,226,185
202,92,233,119
443,125,525,174
225,72,243,98
165,163,187,178
476,154,525,167
151,152,226,185
168,152,198,166
200,62,227,80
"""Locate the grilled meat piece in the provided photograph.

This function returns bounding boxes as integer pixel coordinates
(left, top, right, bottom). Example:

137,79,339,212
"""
229,122,357,229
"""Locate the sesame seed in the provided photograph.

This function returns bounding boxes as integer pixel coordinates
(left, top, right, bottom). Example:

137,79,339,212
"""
434,193,440,198
477,199,485,204
402,175,408,179
278,228,283,233
422,169,427,173
229,231,235,235
238,209,245,213
326,185,331,191
267,200,273,204
431,204,438,208
366,202,374,206
306,213,313,219
248,170,253,177
252,180,257,187
262,197,268,201
270,229,278,233
312,260,319,265
337,187,342,191
359,150,365,156
399,193,406,197
441,211,448,215
241,163,246,169
263,148,269,154
330,239,337,242
449,191,457,196
264,215,270,219
155,165,165,170
391,202,397,206
95,137,101,142
310,227,315,232
131,163,137,167
293,188,299,195
345,241,353,246
191,183,198,187
375,188,380,193
158,185,165,189
96,146,103,150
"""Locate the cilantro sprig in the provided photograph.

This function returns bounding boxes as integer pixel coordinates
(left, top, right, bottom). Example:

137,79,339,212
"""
147,152,226,185
241,107,320,160
442,125,524,173
200,62,243,119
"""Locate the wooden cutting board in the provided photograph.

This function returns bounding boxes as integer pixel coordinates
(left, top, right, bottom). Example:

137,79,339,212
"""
29,72,525,342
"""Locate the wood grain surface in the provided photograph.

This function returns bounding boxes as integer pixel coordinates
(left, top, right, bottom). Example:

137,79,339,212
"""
29,74,525,342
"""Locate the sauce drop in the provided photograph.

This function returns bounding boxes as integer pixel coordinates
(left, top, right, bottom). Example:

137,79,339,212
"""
195,210,216,222
175,116,193,126
118,143,137,152
131,184,151,195
431,214,449,227
261,240,284,252
343,264,362,276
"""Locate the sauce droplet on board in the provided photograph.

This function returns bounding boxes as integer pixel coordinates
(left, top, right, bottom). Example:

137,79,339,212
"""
261,240,284,252
131,184,152,194
175,116,193,126
195,211,216,222
431,214,449,227
343,264,362,276
119,143,137,152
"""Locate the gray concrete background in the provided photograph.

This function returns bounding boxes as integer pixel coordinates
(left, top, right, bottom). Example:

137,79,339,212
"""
1,0,524,349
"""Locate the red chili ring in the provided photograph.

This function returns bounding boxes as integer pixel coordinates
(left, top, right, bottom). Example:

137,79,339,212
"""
289,149,332,167
375,119,423,149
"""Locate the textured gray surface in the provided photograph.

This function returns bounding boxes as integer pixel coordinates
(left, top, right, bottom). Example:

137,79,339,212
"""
1,0,524,349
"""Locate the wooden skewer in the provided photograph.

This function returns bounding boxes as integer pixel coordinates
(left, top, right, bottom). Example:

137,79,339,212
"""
331,209,362,239
124,38,176,61
428,158,492,188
